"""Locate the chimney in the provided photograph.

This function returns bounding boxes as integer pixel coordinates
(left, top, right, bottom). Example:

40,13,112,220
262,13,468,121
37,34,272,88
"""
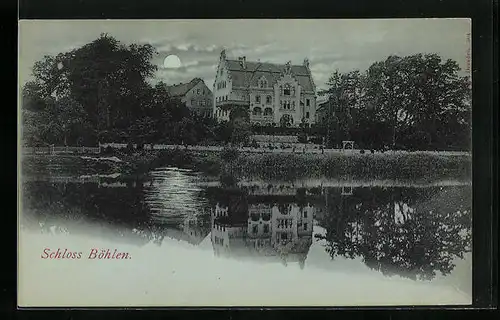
303,58,310,68
238,56,246,69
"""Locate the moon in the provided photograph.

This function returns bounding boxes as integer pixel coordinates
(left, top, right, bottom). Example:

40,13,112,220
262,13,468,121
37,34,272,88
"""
163,55,182,69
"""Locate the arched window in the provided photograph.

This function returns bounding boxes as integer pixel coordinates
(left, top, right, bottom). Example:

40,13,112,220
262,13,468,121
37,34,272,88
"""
264,108,273,116
280,85,283,95
266,95,272,104
253,107,262,116
291,87,296,96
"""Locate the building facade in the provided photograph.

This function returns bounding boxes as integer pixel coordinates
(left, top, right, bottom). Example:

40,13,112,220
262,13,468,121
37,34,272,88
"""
166,78,213,117
213,50,318,127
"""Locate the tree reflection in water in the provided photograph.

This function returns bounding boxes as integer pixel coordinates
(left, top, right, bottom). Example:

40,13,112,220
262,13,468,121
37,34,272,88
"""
314,186,472,280
21,173,472,281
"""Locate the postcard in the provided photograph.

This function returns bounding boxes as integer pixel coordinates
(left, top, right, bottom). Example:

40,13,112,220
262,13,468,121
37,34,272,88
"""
18,18,472,307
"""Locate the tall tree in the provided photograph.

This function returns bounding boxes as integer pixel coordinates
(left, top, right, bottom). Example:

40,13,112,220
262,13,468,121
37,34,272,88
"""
364,54,471,150
320,70,364,148
21,34,159,146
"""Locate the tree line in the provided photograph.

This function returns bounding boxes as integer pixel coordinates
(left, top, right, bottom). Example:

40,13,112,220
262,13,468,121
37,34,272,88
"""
21,34,471,151
21,34,246,148
318,54,471,151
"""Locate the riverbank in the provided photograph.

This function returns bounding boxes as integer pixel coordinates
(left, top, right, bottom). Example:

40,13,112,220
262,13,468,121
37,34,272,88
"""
230,151,471,181
21,148,471,182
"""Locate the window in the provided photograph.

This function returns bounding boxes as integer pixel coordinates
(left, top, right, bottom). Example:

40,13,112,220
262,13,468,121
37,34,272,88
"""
259,78,267,88
280,233,288,240
264,108,273,116
263,224,269,233
291,87,295,96
197,89,200,94
304,211,308,218
255,95,261,103
306,99,310,106
304,223,308,230
203,89,205,95
252,225,258,234
292,101,295,109
284,84,290,96
225,95,228,101
306,112,310,119
191,99,196,106
266,95,272,104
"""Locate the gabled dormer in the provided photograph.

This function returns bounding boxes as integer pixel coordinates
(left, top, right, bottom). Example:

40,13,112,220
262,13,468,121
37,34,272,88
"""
257,75,268,89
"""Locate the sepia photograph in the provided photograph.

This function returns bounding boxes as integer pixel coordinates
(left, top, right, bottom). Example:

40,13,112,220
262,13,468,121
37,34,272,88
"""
18,19,472,307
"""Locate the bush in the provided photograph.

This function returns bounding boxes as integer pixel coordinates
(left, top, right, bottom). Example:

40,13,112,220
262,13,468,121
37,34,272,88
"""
221,146,240,163
298,132,308,144
104,146,114,155
250,140,259,148
125,143,134,154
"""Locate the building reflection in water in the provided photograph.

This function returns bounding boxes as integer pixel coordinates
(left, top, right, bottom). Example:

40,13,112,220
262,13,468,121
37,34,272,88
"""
210,190,314,268
21,173,472,283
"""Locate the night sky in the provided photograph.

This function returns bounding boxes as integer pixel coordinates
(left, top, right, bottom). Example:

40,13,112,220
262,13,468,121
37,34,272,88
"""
19,19,471,92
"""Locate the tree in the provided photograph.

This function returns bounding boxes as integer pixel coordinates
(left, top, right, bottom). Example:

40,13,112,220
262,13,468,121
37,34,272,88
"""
363,54,471,150
230,117,251,146
319,70,364,148
21,33,159,146
319,54,472,151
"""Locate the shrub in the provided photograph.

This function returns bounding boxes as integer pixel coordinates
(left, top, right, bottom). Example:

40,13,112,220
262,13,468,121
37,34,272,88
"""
250,140,259,148
221,146,240,163
125,143,134,154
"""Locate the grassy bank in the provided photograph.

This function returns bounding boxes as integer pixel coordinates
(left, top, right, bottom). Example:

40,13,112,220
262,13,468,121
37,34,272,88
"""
21,149,471,182
120,148,471,182
228,151,472,182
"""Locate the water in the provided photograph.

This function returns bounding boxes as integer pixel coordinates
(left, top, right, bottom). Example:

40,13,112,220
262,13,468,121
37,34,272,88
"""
19,166,473,303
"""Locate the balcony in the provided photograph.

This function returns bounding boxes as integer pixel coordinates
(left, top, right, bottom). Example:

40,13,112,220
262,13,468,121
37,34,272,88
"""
215,99,250,108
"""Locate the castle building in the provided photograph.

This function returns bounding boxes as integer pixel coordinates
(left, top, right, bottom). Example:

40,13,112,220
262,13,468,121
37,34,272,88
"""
165,78,213,117
212,50,318,127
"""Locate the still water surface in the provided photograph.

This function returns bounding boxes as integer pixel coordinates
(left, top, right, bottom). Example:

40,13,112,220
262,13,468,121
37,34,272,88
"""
20,166,473,301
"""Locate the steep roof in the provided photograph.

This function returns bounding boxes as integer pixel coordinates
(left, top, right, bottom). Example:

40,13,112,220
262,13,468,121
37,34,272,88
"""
225,60,315,93
165,78,203,97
